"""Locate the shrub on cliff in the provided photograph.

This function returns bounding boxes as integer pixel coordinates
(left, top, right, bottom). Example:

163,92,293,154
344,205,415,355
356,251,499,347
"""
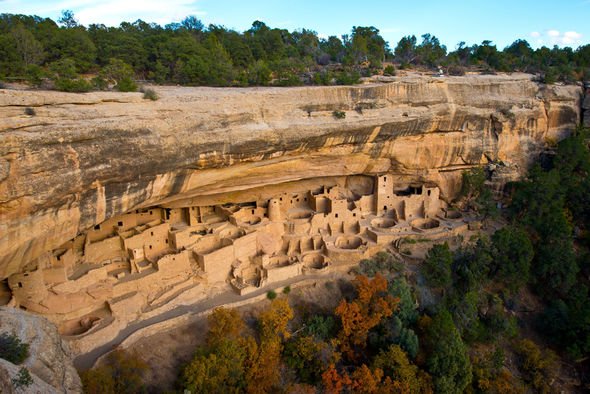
141,87,159,101
91,75,108,90
447,65,466,76
100,59,137,92
247,60,272,86
54,77,93,92
332,110,346,119
115,77,137,92
25,64,44,87
266,290,277,300
12,367,33,389
47,58,93,93
541,67,557,84
383,64,396,76
0,332,30,364
335,70,361,85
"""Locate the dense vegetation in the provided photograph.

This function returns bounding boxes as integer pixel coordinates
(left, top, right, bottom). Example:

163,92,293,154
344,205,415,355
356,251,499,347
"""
509,128,590,360
80,349,148,394
1,11,589,92
0,332,30,364
80,129,590,392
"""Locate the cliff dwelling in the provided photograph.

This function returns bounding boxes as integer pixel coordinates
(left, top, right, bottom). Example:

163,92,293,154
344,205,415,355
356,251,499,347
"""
3,174,476,342
0,74,582,375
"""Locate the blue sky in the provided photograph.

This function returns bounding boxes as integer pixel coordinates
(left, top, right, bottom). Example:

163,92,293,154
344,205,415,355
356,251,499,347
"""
1,0,588,49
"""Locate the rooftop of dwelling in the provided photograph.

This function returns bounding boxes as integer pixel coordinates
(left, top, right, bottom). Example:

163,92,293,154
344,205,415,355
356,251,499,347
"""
2,174,469,348
0,10,588,93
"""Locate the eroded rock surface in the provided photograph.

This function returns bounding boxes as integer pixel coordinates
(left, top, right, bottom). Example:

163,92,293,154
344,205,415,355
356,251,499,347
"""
0,358,60,394
0,307,82,393
0,74,581,279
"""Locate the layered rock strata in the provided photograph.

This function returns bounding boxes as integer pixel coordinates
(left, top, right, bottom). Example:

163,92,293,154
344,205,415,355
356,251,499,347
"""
0,74,581,279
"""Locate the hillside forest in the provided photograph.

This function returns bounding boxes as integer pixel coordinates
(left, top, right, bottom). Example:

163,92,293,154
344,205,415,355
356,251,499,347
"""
1,11,590,92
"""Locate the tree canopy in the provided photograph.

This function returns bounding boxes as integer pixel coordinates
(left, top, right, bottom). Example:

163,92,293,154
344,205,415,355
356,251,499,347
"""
1,12,588,90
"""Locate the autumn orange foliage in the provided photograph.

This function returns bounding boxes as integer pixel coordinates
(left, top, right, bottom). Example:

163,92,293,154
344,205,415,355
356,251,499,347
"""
245,298,295,394
322,362,417,394
322,363,352,394
335,274,398,358
206,307,245,347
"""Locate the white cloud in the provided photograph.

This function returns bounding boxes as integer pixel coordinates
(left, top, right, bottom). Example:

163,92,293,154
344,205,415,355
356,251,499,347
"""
562,31,583,44
75,0,205,26
2,0,205,27
529,29,584,47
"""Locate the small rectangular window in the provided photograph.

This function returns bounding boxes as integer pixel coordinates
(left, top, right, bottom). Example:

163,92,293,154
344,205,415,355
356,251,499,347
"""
118,221,123,226
94,225,100,230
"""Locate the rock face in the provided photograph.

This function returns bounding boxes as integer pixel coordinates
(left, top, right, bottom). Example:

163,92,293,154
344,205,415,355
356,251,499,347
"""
0,74,581,279
0,307,82,392
0,358,61,394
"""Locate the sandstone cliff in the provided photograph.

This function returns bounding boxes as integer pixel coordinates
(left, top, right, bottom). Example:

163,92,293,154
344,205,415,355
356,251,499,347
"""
0,358,60,394
0,74,581,279
0,307,82,392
